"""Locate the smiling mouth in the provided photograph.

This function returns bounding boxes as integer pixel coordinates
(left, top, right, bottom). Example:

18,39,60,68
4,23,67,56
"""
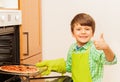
79,36,88,38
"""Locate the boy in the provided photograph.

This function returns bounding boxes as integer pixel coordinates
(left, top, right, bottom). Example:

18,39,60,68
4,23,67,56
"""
36,13,117,82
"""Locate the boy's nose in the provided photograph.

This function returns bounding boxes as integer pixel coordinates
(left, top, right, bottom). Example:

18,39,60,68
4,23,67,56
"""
81,29,86,33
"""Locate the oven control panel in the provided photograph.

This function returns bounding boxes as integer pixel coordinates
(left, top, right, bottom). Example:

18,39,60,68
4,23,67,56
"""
0,10,22,27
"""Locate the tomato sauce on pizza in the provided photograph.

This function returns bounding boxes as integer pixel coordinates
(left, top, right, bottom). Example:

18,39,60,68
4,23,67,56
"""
0,65,39,74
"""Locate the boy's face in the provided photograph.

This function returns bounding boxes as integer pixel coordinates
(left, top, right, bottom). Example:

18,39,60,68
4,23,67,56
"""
72,24,93,47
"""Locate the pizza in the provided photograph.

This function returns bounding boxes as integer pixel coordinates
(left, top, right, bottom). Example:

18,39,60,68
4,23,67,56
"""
0,65,39,74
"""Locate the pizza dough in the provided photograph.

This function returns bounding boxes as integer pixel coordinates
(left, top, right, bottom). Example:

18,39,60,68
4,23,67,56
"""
0,65,39,74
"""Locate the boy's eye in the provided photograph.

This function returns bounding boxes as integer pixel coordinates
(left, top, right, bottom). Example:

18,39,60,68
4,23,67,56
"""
85,28,90,30
76,28,81,31
84,27,91,30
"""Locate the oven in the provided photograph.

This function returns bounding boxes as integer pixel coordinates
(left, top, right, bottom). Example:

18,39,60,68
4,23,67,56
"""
0,10,72,82
0,10,21,82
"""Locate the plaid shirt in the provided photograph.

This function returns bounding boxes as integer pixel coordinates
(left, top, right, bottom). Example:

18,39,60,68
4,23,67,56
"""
66,40,117,82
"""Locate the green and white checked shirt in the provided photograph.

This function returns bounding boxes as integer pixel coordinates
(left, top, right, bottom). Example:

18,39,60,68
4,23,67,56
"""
66,40,117,82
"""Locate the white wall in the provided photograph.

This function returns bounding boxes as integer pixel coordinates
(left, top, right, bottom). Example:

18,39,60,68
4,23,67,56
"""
42,0,120,81
0,0,18,8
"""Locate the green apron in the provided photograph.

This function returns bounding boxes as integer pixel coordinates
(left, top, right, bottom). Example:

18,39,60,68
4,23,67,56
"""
72,48,92,82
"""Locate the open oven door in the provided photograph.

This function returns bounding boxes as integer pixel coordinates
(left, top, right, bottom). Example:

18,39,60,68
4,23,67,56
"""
30,76,73,82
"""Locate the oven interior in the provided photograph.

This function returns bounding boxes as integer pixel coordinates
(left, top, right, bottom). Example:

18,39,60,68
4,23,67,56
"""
0,26,20,82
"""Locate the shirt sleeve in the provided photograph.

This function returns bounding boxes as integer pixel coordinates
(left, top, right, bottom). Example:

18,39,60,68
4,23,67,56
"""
66,44,75,72
91,45,117,65
101,53,117,65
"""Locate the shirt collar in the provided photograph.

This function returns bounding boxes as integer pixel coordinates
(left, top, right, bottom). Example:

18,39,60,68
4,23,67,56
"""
75,40,92,50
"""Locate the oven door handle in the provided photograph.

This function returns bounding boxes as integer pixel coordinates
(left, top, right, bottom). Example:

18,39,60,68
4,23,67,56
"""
23,32,29,56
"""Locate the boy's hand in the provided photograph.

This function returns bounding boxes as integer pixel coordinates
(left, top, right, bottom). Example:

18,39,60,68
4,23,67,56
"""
35,58,66,76
94,33,108,50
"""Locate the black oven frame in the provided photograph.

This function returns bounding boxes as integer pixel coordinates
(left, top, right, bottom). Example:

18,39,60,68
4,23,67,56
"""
0,25,20,82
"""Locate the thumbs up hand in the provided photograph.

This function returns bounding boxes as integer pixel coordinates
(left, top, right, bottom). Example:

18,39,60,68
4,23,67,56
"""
94,33,108,50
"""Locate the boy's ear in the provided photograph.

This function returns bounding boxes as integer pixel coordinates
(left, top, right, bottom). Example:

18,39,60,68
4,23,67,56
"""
72,33,76,38
92,33,94,37
71,31,74,37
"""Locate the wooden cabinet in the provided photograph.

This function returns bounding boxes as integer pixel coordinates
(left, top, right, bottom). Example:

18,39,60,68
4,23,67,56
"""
18,0,42,64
